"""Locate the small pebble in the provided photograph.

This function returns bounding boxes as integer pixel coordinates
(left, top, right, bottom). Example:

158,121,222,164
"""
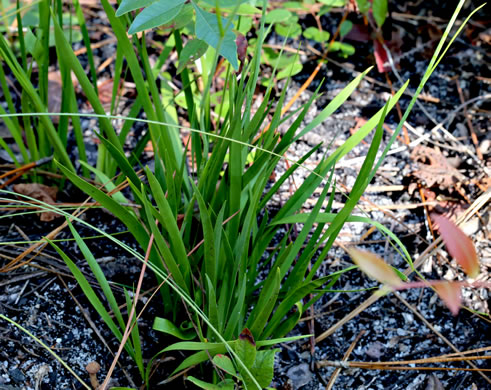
286,363,312,389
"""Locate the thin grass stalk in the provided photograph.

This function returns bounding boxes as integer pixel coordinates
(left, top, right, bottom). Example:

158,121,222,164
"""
15,0,27,70
73,0,98,94
0,314,91,389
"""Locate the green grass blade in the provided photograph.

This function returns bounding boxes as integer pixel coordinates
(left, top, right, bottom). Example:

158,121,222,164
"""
293,67,373,142
67,222,126,331
47,240,127,347
145,168,191,283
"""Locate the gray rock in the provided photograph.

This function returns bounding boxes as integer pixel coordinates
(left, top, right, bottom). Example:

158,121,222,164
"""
286,363,313,389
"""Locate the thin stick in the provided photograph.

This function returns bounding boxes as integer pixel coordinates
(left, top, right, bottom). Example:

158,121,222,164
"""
325,330,365,390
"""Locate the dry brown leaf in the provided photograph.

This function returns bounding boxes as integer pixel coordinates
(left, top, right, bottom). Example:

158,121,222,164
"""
13,183,60,222
410,146,466,190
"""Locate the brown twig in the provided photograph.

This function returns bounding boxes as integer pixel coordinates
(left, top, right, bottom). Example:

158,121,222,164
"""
325,330,365,390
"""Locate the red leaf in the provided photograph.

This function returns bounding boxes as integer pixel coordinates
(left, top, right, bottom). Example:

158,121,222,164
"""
373,39,390,73
432,214,479,278
347,248,404,289
432,281,462,316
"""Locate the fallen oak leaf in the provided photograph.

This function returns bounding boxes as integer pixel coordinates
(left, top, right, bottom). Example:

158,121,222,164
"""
13,183,60,222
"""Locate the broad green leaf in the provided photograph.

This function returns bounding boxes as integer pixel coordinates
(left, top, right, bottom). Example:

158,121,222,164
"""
347,248,404,288
303,26,330,42
265,9,291,24
372,0,388,28
339,20,353,38
193,4,238,69
165,4,194,29
177,39,208,74
275,22,302,39
433,215,479,278
329,41,355,57
236,16,253,35
250,349,278,388
234,328,256,369
276,62,302,79
116,0,156,16
262,48,297,69
128,0,186,34
356,0,370,14
213,354,237,376
201,0,259,15
153,317,195,340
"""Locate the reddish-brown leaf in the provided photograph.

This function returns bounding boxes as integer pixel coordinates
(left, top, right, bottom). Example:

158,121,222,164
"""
433,214,479,278
432,281,462,316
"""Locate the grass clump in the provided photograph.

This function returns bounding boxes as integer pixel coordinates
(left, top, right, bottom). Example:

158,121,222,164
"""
0,0,486,388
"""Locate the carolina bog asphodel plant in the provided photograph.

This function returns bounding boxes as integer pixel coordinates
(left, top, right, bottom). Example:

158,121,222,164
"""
0,0,486,388
348,215,485,316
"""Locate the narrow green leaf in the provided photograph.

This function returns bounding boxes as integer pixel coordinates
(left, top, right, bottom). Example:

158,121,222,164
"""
294,67,373,142
78,161,129,205
206,276,220,336
187,376,235,390
153,317,195,340
163,341,226,352
56,161,150,252
67,222,125,330
47,240,137,359
191,181,216,285
247,268,280,338
145,168,191,283
137,185,189,291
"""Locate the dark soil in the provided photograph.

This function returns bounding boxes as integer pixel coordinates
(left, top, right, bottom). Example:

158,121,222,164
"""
1,0,490,389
